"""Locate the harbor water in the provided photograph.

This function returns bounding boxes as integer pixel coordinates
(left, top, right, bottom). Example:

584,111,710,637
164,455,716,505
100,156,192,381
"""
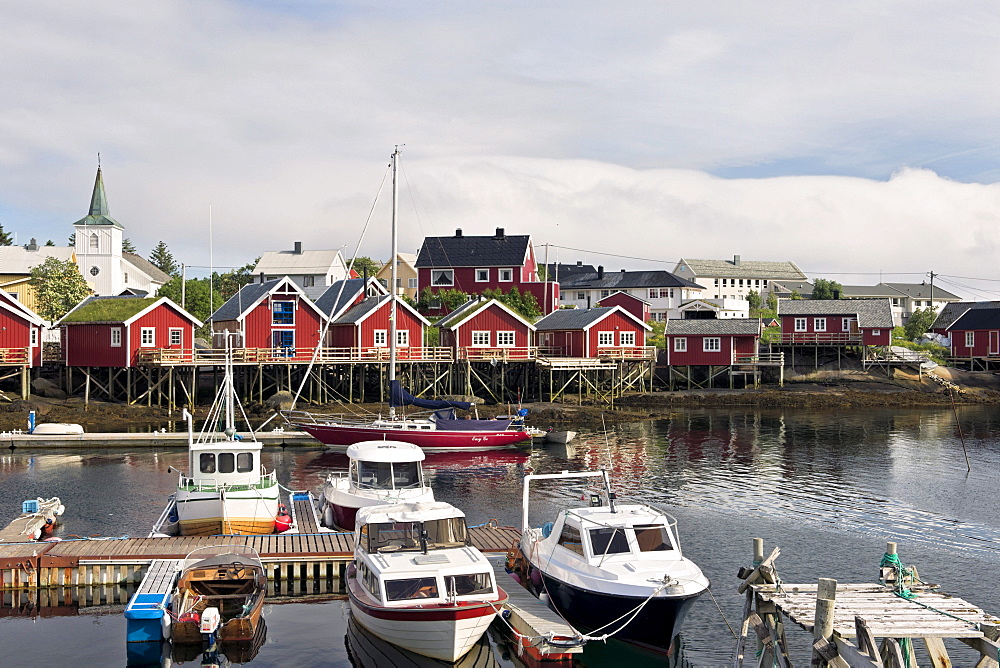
1,405,999,666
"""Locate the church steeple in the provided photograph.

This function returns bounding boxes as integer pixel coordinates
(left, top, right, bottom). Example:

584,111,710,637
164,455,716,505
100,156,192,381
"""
74,164,124,229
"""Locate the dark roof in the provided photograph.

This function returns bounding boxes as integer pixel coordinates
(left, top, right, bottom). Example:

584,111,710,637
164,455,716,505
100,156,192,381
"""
771,281,814,297
435,298,488,329
841,282,962,301
545,263,597,280
932,301,1000,330
535,307,618,330
314,278,366,317
947,307,1000,331
211,280,279,321
334,295,386,325
777,298,893,328
557,269,702,291
415,229,529,268
665,319,761,336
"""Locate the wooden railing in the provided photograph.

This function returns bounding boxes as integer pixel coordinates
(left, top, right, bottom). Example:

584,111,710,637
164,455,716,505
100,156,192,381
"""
459,347,538,361
0,348,29,364
596,346,657,360
734,352,785,365
779,333,862,345
137,347,456,365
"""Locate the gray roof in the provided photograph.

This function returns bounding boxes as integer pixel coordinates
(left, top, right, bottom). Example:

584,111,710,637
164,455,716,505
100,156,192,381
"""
123,252,171,283
545,262,598,280
435,298,487,329
314,278,367,317
771,280,814,296
841,282,961,301
557,269,702,291
677,257,807,281
535,307,618,331
416,229,529,268
334,295,387,325
210,280,279,321
73,167,124,229
665,319,761,336
0,246,75,274
932,301,1000,330
948,308,1000,331
254,248,347,275
777,298,893,328
840,284,900,298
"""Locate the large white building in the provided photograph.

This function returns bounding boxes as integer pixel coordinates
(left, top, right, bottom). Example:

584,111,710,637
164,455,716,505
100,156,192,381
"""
673,255,808,301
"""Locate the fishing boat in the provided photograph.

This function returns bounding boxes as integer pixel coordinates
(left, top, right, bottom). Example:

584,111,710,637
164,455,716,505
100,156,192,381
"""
318,440,435,530
169,546,267,645
347,500,508,662
283,147,532,453
166,340,282,536
513,470,709,654
345,615,500,668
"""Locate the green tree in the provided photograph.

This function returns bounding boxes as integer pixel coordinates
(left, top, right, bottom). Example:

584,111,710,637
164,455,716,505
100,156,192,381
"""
481,286,542,319
766,292,778,312
122,238,137,254
349,256,381,279
158,276,220,323
67,232,75,246
149,241,179,277
0,223,13,246
747,289,762,315
904,307,938,341
44,240,55,246
214,259,258,302
647,320,665,349
790,290,802,300
29,257,91,321
811,278,843,300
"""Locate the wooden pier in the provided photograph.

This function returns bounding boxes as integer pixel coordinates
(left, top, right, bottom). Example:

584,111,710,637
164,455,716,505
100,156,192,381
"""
1,429,317,449
735,539,1000,668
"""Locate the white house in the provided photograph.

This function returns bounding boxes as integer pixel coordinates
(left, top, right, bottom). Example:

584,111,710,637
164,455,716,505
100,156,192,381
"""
253,242,354,299
557,267,704,321
841,282,962,327
673,255,808,300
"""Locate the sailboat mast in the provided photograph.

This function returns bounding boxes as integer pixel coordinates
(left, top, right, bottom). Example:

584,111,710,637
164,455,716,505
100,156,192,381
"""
389,146,400,419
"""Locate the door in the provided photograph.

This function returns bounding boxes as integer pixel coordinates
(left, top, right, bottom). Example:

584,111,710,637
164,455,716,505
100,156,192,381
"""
991,331,999,356
272,330,294,357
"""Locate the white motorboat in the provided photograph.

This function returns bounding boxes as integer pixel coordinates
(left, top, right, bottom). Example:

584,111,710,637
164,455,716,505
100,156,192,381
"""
514,470,709,653
347,501,508,662
318,440,435,531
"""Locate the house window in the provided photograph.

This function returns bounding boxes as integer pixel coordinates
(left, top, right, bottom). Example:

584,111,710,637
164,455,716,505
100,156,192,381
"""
476,268,489,282
303,275,315,287
499,268,513,282
7,292,16,301
395,278,402,289
30,329,38,347
140,327,155,347
620,331,635,346
842,318,852,332
396,330,409,347
598,331,614,346
497,331,515,347
713,279,719,287
668,288,675,299
272,301,294,325
378,278,388,288
169,328,182,346
674,337,687,352
891,298,901,307
600,290,610,298
794,318,807,332
739,279,744,287
111,328,122,347
966,331,975,348
703,337,721,352
89,233,99,249
408,278,418,289
471,331,490,346
763,280,768,289
649,289,658,299
577,292,585,300
814,318,827,332
431,269,454,286
872,330,881,337
374,330,387,347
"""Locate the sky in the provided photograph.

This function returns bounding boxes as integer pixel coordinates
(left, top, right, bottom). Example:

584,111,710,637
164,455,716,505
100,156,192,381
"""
2,1,1000,299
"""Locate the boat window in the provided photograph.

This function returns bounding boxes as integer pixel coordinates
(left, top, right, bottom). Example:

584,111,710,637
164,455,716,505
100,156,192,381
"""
199,453,216,474
237,453,254,473
557,523,584,556
634,525,674,552
385,577,439,601
589,527,631,555
367,518,468,553
358,461,393,489
446,572,493,597
423,518,468,548
391,462,421,488
218,452,235,474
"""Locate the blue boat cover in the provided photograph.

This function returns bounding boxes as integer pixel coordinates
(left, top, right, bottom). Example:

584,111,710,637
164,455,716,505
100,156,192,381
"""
389,380,473,411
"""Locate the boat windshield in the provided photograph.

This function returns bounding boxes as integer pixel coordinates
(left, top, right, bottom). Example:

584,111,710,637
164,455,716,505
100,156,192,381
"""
588,527,631,556
356,461,423,490
365,518,468,553
634,524,674,552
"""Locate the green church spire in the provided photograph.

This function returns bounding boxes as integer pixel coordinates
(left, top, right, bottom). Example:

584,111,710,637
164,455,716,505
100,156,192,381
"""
74,164,124,229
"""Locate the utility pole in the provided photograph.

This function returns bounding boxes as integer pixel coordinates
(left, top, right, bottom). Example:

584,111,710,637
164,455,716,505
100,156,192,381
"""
181,263,186,309
929,270,936,310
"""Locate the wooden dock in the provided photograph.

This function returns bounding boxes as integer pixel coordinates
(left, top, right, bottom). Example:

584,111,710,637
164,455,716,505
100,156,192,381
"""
0,430,318,449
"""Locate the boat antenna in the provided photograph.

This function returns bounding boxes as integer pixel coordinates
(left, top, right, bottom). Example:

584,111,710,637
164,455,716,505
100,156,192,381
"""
600,414,617,512
388,145,401,420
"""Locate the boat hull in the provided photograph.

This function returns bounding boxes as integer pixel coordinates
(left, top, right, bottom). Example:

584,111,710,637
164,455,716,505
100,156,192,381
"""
538,571,699,652
175,490,280,536
347,566,505,662
320,478,435,531
300,423,530,452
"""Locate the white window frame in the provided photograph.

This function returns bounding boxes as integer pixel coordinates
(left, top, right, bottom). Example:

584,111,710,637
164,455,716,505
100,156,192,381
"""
577,292,585,300
30,328,38,347
966,331,975,348
471,331,490,347
407,278,418,289
794,318,807,332
111,327,122,347
374,330,387,347
619,331,636,346
431,269,454,286
703,337,721,352
475,268,489,282
814,318,827,332
674,337,687,352
499,268,513,282
872,330,881,337
497,331,515,347
168,328,183,346
140,327,156,348
396,330,410,347
842,318,852,332
648,289,658,299
597,331,614,346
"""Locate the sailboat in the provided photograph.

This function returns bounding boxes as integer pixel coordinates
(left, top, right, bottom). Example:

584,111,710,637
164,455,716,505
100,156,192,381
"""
285,147,532,452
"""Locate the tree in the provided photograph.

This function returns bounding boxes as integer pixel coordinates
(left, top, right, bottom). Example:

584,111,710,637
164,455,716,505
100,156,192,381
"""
214,259,259,302
647,320,665,349
29,257,91,321
790,290,802,300
904,307,938,341
417,287,467,313
482,286,541,319
0,223,12,246
67,232,75,246
811,278,843,300
158,276,220,323
747,289,762,315
149,241,179,277
44,240,55,246
766,292,778,312
348,256,381,279
122,238,137,254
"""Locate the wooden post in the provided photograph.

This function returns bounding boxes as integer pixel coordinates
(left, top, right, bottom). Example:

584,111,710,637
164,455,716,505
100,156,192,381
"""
812,578,837,667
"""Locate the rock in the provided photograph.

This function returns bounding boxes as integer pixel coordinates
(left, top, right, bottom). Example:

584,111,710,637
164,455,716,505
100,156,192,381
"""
31,378,67,400
264,391,295,411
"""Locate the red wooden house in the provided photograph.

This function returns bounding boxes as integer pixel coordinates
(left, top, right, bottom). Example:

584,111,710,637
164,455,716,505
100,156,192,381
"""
415,228,559,315
313,277,388,345
326,295,430,358
777,299,892,347
0,288,45,367
533,306,651,358
945,306,1000,359
211,277,326,359
664,319,761,365
58,295,201,367
437,298,536,360
597,291,651,323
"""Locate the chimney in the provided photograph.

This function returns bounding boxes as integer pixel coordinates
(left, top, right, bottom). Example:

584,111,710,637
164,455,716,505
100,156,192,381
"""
26,238,38,251
833,289,840,300
576,260,582,267
495,227,505,240
597,265,604,280
620,269,626,273
293,241,302,254
259,272,265,283
455,228,463,237
734,254,741,266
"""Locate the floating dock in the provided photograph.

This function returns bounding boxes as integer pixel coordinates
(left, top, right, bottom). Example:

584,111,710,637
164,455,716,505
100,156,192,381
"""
0,430,317,449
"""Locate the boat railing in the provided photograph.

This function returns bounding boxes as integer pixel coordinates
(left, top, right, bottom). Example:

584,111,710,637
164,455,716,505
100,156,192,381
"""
183,543,262,562
178,470,278,492
282,410,392,427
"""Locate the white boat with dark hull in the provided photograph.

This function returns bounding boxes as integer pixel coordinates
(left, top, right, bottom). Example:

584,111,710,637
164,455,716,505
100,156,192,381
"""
515,470,709,653
318,440,434,531
347,501,508,662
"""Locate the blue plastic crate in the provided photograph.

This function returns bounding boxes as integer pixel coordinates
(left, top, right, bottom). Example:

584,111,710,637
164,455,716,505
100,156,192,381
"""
21,499,39,514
